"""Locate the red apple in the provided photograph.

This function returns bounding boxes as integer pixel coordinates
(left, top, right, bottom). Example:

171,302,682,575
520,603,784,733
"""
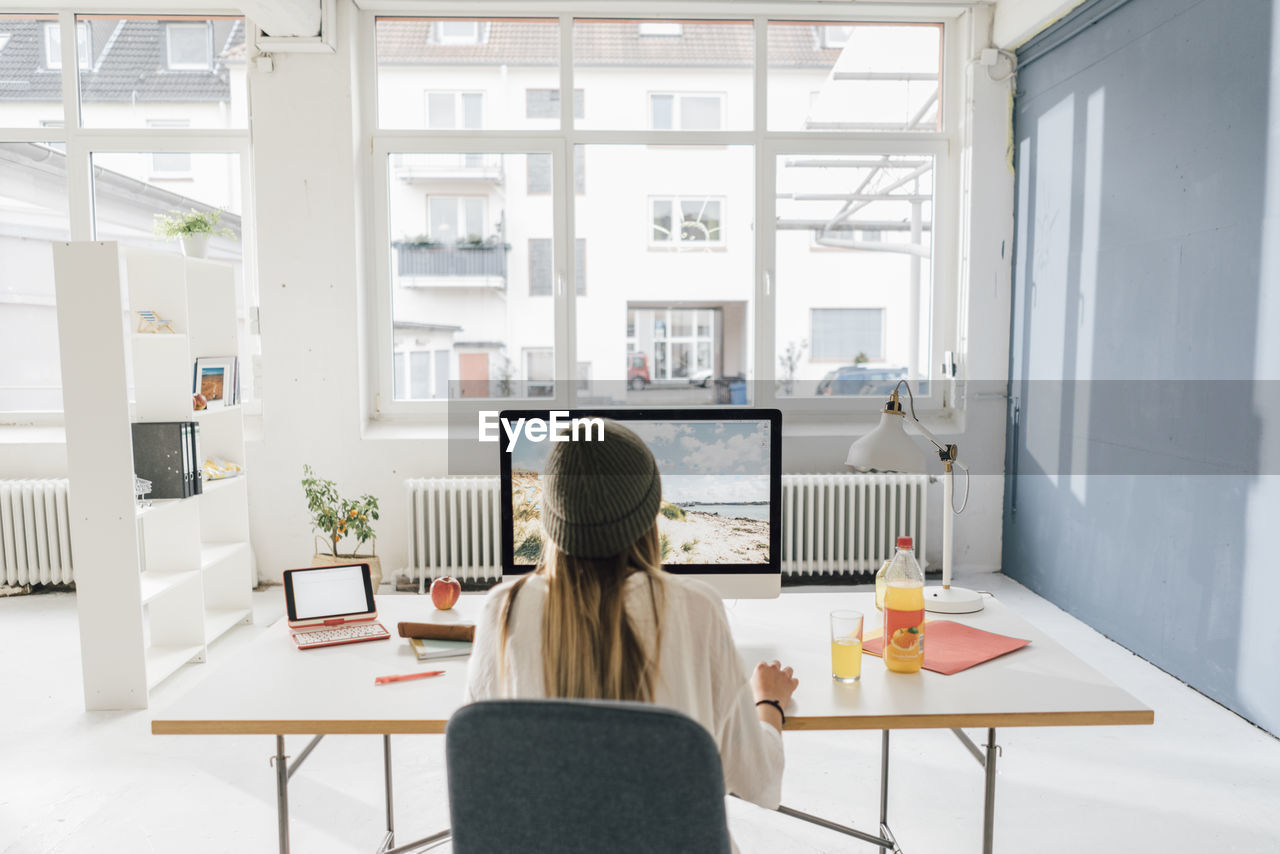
430,576,461,610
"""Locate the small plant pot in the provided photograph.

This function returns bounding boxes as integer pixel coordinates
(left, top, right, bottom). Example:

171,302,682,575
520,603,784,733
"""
312,549,382,591
180,234,209,259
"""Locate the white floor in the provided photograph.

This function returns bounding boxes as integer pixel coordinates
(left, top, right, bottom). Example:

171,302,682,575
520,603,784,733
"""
2,574,1278,854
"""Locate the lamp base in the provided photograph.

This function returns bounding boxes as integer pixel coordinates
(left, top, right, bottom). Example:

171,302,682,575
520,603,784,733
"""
924,585,984,614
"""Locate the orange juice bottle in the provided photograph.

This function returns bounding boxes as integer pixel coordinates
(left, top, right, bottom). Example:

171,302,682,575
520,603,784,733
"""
874,558,891,611
882,536,925,673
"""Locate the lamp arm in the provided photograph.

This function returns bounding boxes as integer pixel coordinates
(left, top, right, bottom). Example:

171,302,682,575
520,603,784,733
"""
908,416,947,455
891,379,951,457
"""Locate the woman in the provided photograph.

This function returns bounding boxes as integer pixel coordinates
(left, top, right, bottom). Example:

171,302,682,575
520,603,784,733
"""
466,419,799,829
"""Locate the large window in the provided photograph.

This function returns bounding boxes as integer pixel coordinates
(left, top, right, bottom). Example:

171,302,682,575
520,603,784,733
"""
776,153,934,396
370,15,952,414
0,15,253,418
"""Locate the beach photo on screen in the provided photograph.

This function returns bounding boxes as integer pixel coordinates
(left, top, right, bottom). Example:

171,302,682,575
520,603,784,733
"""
511,420,771,565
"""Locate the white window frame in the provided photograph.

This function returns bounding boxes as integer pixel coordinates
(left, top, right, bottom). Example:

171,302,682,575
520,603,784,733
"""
649,196,726,247
0,13,256,425
361,11,961,421
648,91,725,131
165,22,212,71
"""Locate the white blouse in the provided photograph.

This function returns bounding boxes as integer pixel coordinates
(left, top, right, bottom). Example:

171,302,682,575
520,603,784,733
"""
465,571,786,813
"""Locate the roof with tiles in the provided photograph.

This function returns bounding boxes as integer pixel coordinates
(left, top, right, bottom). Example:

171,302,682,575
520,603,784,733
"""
0,17,243,103
374,19,841,68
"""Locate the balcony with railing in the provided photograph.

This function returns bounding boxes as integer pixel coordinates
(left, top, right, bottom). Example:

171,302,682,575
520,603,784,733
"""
390,153,505,182
393,242,509,289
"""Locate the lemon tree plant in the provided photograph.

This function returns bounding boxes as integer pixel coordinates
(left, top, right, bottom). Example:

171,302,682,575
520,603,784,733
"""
302,465,383,588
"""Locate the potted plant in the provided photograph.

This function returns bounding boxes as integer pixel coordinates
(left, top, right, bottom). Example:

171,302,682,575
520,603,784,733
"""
153,208,236,259
302,465,382,589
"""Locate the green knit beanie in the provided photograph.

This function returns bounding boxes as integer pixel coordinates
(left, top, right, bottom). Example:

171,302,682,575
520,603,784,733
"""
542,419,662,558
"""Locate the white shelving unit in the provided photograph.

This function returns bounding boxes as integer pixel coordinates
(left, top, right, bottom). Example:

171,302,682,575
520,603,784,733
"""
53,242,253,710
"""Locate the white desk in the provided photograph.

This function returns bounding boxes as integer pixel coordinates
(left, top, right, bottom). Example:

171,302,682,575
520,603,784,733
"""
152,591,1152,853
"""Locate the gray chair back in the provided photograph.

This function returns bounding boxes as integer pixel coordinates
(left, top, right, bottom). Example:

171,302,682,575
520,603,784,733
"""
446,699,732,854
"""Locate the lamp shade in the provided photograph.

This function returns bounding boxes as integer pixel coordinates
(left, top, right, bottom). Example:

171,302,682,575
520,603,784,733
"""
845,410,927,474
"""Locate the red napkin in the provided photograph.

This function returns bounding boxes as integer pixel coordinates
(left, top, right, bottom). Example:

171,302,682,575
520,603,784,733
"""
862,620,1030,675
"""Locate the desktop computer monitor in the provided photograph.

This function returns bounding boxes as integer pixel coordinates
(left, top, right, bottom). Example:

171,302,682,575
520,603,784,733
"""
498,409,781,599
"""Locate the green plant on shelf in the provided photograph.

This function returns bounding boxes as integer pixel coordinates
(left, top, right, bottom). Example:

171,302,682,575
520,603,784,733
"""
152,208,236,241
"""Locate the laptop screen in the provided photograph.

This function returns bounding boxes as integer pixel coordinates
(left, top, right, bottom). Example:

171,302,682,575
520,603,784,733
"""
285,564,374,621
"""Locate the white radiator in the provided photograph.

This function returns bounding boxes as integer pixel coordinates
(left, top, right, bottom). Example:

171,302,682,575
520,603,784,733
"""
781,473,928,577
405,477,503,588
405,473,927,583
0,479,75,586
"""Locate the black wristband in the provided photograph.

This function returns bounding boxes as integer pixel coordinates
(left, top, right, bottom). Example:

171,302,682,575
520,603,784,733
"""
755,699,785,725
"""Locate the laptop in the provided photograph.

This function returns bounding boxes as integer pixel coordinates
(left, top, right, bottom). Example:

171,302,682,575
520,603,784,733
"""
284,563,391,650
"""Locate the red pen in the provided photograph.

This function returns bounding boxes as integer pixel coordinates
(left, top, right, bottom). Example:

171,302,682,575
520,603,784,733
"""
375,670,446,685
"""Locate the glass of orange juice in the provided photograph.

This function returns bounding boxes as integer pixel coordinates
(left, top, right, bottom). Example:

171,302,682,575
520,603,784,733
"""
830,610,864,683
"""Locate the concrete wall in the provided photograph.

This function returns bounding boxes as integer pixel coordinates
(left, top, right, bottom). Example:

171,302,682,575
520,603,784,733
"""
1006,0,1280,734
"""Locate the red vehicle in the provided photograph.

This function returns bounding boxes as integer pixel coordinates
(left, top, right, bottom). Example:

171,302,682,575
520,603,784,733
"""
627,353,650,390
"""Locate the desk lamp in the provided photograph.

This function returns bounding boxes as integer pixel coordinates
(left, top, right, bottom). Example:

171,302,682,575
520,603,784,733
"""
845,381,982,613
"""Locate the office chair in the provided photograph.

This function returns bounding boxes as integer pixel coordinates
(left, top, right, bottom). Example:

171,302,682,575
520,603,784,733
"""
445,699,733,854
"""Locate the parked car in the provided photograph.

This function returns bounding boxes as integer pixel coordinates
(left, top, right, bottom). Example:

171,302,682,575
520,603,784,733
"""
628,353,651,390
687,368,713,387
815,366,907,397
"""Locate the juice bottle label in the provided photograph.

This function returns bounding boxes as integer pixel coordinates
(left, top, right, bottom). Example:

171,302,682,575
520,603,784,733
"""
883,584,925,670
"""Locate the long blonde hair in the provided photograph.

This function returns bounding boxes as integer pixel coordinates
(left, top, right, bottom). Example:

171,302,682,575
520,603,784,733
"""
500,523,665,702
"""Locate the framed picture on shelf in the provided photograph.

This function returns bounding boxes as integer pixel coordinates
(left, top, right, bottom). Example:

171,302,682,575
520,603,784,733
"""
194,356,237,409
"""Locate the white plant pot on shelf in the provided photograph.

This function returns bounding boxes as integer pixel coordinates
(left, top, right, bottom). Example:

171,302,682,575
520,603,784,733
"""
180,234,209,258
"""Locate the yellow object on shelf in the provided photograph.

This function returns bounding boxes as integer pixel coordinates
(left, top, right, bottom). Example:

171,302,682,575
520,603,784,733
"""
202,457,243,481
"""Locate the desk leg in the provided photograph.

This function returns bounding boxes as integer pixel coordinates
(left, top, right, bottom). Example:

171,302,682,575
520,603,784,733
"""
982,727,997,854
383,734,395,849
274,735,290,854
879,730,890,854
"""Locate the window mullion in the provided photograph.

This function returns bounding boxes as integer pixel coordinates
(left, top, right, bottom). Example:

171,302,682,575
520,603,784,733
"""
753,15,775,408
559,14,576,407
59,13,78,131
60,11,91,240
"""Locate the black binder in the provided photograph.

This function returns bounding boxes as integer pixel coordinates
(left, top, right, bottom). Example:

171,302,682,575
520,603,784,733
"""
132,422,194,500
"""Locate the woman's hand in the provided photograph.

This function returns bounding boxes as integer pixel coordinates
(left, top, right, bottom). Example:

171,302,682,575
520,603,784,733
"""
752,660,799,731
